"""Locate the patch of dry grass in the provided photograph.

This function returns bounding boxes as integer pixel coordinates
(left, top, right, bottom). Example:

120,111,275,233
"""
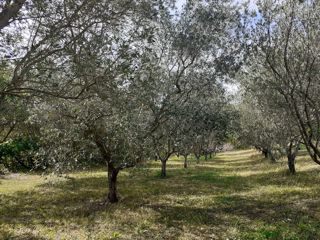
1,149,320,239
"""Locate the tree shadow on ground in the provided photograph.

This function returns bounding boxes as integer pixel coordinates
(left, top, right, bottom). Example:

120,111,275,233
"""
0,229,47,240
146,194,320,240
0,176,110,228
1,150,320,239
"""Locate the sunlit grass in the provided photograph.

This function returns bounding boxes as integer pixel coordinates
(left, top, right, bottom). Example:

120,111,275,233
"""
1,149,320,239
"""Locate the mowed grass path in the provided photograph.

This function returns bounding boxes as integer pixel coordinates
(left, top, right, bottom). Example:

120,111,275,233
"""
1,149,320,239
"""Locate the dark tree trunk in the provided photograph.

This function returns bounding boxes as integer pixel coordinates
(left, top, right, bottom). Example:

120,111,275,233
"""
161,160,167,177
108,164,119,203
286,142,299,174
205,154,208,161
94,136,120,203
209,153,212,159
287,154,296,174
262,148,268,158
183,155,188,168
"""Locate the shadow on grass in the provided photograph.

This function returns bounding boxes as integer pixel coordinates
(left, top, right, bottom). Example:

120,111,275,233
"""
146,194,320,240
0,229,47,240
0,171,250,230
1,149,320,239
0,229,46,240
0,176,113,231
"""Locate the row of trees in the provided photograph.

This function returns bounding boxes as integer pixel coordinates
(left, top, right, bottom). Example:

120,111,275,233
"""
238,0,320,174
5,0,319,202
0,0,241,202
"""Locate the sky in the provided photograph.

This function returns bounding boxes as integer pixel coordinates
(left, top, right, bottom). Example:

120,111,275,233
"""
175,0,258,12
176,0,186,11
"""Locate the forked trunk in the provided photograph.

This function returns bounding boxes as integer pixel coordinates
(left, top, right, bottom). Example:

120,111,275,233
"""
108,165,119,203
94,137,120,203
287,142,299,174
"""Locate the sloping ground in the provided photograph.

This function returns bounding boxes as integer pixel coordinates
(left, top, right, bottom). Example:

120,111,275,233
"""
1,149,320,239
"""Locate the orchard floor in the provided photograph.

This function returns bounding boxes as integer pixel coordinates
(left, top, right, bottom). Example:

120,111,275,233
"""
1,150,320,240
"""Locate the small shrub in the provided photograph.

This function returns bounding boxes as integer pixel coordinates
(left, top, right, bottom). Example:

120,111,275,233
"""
0,138,39,171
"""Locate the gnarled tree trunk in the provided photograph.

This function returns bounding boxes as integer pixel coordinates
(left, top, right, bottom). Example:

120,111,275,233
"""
286,141,300,174
94,136,120,203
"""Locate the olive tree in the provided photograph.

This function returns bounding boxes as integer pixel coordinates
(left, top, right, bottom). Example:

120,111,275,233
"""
0,0,146,149
148,0,244,175
6,0,244,202
238,87,301,173
246,0,320,166
27,0,159,202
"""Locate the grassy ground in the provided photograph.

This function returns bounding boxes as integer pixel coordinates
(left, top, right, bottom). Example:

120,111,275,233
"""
1,149,320,240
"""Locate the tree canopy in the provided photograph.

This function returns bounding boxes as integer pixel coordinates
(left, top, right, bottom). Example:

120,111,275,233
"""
1,0,320,203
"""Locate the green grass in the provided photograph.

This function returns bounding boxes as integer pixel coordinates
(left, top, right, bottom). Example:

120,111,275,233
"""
1,149,320,239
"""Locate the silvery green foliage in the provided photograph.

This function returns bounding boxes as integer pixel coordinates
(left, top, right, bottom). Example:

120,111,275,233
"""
149,0,243,160
0,63,34,142
0,0,158,152
0,0,156,99
238,90,299,161
9,0,243,173
239,56,301,159
26,0,161,171
175,83,237,158
243,0,320,163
